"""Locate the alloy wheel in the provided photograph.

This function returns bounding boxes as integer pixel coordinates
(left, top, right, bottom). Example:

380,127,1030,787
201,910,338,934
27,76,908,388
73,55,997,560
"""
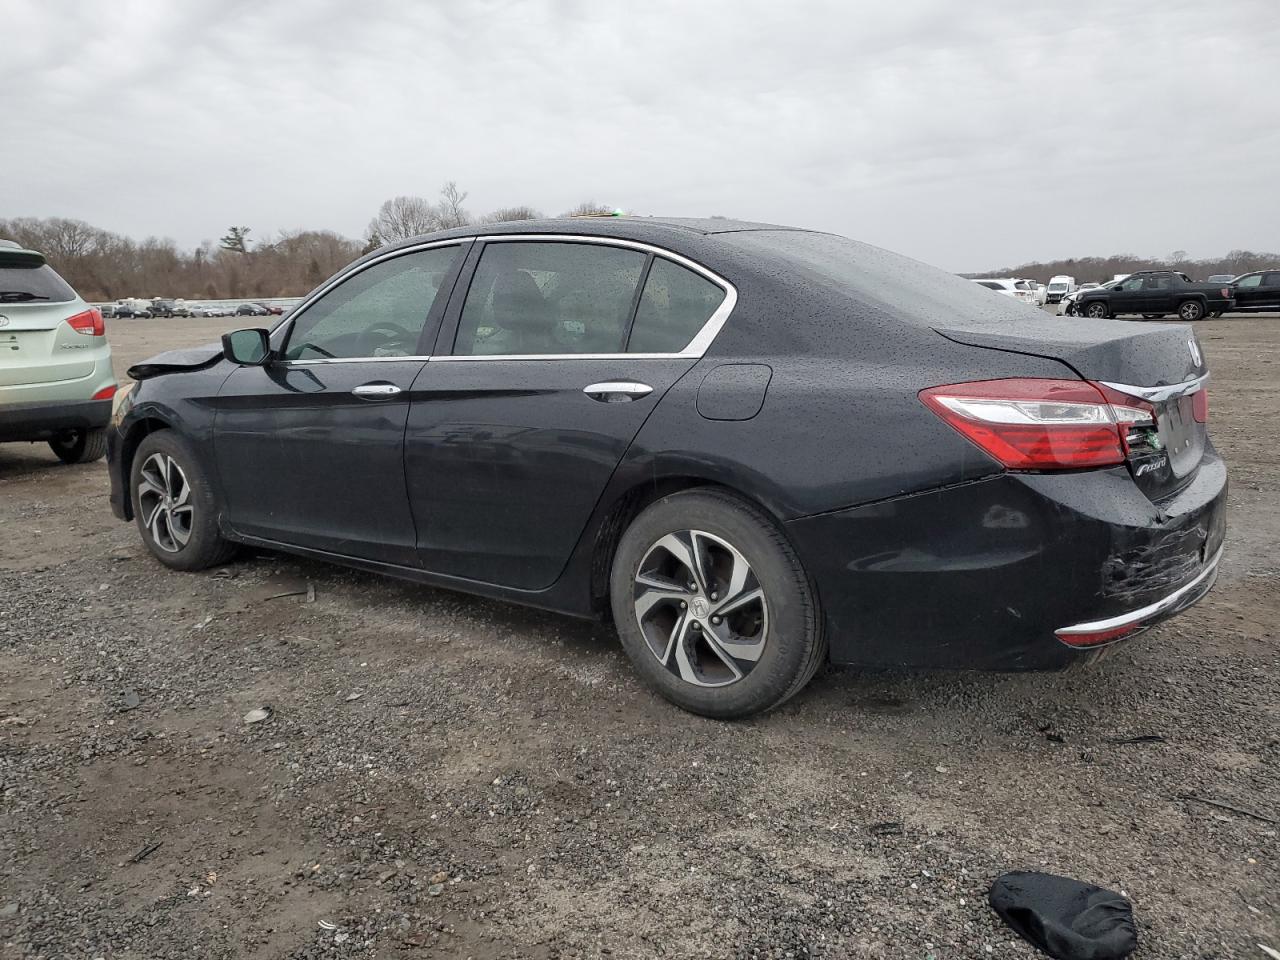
632,530,768,687
137,453,194,553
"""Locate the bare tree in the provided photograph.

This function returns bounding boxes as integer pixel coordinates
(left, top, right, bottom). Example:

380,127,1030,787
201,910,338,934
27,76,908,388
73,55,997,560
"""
365,196,438,247
437,181,471,229
560,201,615,218
481,205,545,224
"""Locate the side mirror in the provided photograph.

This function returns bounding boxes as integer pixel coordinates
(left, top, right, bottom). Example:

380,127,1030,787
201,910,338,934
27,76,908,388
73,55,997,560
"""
222,328,271,366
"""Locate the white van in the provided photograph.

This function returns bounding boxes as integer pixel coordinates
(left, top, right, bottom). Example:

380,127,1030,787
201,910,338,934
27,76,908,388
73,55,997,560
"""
1046,275,1076,303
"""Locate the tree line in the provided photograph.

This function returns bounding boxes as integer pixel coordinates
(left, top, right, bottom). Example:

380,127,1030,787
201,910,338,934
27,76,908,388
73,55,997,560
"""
0,183,613,303
966,249,1279,284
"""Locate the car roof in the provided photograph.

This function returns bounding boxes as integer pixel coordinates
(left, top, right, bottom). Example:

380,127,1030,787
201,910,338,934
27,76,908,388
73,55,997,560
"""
377,216,807,254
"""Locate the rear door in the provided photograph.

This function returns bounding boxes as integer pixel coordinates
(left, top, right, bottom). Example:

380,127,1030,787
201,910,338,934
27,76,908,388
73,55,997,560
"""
404,237,733,589
1141,273,1173,313
1262,273,1280,310
213,242,467,565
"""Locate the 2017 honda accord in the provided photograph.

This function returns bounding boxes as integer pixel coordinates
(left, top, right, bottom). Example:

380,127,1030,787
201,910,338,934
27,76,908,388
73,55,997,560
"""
106,218,1226,718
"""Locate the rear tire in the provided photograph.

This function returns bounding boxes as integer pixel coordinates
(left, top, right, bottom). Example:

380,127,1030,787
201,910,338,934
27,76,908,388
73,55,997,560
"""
609,489,825,719
1178,300,1205,322
49,427,108,464
130,430,237,571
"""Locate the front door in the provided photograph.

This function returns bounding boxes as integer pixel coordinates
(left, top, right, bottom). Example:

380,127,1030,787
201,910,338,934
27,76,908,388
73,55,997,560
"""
404,238,733,590
1108,275,1147,315
213,242,467,565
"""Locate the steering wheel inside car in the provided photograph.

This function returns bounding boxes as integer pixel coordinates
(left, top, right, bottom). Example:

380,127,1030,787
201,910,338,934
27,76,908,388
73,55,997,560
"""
364,322,417,356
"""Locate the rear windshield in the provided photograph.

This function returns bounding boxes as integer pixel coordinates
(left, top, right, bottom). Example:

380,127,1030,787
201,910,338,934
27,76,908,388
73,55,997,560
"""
720,230,1044,329
0,264,77,303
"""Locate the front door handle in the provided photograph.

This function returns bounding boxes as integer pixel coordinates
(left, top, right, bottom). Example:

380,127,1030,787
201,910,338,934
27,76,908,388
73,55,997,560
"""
353,383,402,400
583,381,654,403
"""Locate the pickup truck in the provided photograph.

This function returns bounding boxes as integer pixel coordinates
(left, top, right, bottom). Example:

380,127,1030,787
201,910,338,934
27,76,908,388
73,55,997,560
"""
1075,271,1234,322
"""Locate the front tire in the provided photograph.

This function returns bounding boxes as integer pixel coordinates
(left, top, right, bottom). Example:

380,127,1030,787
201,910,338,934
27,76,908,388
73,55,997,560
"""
609,489,825,719
130,431,236,570
49,427,108,464
1178,300,1205,321
1084,302,1110,319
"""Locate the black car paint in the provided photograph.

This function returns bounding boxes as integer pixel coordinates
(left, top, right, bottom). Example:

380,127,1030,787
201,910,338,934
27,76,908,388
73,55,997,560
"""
1076,271,1234,318
108,218,1226,670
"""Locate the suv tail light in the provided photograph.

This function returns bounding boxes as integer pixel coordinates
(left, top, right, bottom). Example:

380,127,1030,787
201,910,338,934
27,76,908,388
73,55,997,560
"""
66,307,104,337
919,378,1157,470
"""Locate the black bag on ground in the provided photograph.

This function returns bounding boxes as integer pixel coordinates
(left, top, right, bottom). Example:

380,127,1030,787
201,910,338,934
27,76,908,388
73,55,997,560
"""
988,871,1137,960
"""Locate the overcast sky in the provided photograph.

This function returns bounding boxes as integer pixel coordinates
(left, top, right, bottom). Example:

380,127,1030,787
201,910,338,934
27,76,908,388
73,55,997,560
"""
3,0,1278,271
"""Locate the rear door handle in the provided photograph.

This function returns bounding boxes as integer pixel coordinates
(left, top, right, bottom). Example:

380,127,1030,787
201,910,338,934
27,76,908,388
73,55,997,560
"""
583,381,654,402
352,383,402,400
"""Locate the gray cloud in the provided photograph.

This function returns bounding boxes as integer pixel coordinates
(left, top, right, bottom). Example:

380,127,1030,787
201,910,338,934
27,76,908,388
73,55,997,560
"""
3,0,1277,270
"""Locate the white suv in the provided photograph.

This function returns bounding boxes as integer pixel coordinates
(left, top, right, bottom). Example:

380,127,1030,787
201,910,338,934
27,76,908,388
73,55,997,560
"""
0,240,116,463
971,277,1037,306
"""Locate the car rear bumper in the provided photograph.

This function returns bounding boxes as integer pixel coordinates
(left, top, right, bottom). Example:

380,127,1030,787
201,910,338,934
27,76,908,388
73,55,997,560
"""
0,398,113,442
786,450,1228,670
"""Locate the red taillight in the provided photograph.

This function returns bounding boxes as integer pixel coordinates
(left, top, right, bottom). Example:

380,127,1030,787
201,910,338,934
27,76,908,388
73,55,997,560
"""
1055,623,1140,647
92,385,117,401
919,378,1155,470
1192,388,1208,423
66,308,104,337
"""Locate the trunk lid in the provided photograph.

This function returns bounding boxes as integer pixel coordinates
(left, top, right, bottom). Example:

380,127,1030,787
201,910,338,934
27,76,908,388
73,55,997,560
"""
935,316,1209,502
0,302,96,387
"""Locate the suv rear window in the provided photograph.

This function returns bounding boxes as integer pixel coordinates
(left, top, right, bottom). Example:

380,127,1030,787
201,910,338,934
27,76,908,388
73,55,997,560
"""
0,264,77,303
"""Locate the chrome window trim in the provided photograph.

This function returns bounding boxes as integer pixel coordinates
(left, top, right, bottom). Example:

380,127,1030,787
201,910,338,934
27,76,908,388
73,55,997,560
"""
272,233,739,366
1099,372,1209,403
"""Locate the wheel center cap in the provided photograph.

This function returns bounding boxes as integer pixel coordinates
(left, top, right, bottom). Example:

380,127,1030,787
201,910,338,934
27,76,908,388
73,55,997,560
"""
691,597,709,618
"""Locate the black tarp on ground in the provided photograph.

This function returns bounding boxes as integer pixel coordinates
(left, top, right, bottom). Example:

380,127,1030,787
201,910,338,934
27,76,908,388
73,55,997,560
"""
989,871,1138,960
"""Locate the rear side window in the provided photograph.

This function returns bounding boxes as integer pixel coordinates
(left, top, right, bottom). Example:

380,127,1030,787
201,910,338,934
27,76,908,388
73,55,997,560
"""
976,281,1004,290
454,241,646,356
627,258,725,354
0,263,76,303
1145,275,1171,290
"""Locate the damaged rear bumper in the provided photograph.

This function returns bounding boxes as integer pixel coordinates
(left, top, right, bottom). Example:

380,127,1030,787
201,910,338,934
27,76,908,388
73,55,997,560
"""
786,448,1227,670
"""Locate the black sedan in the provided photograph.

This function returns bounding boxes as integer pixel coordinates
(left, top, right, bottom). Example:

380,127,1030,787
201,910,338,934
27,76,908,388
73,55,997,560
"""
106,218,1226,718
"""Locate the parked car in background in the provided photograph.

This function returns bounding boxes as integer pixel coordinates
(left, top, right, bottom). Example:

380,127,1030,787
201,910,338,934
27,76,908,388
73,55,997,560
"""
972,278,1037,306
107,217,1224,718
1046,275,1077,303
113,303,153,319
1021,281,1047,307
150,298,179,318
99,304,117,319
187,304,217,318
1059,281,1116,316
235,302,270,317
254,302,285,316
1075,271,1235,321
0,239,116,463
1227,270,1280,313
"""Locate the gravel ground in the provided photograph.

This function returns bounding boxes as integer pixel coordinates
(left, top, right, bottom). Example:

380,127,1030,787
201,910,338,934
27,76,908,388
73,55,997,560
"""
1,315,1277,959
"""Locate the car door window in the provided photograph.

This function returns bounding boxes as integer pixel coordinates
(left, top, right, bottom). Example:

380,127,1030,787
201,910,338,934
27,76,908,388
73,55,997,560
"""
1118,277,1144,292
1265,273,1280,287
282,246,461,361
453,241,646,356
1234,274,1263,289
628,257,727,353
1144,276,1171,291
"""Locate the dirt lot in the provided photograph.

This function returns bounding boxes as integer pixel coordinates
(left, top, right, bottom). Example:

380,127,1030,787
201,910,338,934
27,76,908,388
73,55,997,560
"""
1,315,1277,959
